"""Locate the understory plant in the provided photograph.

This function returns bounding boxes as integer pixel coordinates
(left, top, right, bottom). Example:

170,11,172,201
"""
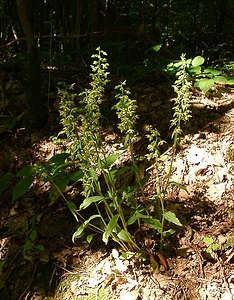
146,54,191,244
0,48,192,252
58,48,139,251
55,49,192,251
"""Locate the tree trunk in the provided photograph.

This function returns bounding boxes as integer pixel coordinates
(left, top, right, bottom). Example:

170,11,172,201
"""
89,0,100,46
16,0,47,128
73,0,83,48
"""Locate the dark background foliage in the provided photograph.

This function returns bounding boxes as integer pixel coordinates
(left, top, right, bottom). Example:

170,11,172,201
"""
0,0,233,126
1,0,233,61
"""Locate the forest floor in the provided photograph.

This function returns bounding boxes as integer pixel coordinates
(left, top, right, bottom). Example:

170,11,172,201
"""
0,71,234,300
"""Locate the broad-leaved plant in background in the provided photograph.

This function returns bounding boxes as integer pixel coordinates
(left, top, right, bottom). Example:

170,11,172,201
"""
166,55,234,93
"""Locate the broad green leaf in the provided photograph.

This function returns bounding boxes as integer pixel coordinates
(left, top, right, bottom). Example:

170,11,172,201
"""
212,76,228,83
186,58,192,65
148,44,162,53
87,234,94,243
67,201,78,221
89,168,98,180
0,172,13,194
12,175,34,201
115,166,132,177
101,154,120,168
192,56,205,67
189,66,201,75
204,68,222,76
169,181,189,192
79,195,103,210
54,178,69,192
212,243,218,251
51,170,68,181
144,217,162,232
121,251,135,260
121,186,135,201
174,61,183,68
203,237,213,244
167,62,174,68
49,152,70,164
17,166,37,177
127,210,147,225
72,227,84,241
29,229,38,242
165,62,175,73
117,230,132,242
23,240,33,252
164,211,182,226
51,162,70,174
69,170,83,181
103,214,119,244
109,169,118,182
226,79,234,85
205,73,216,79
72,214,101,242
162,229,175,237
197,79,214,93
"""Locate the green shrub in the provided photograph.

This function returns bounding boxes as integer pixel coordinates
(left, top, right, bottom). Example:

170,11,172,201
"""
166,55,234,93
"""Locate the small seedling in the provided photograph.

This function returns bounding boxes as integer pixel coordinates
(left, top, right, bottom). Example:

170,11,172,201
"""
203,236,218,258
